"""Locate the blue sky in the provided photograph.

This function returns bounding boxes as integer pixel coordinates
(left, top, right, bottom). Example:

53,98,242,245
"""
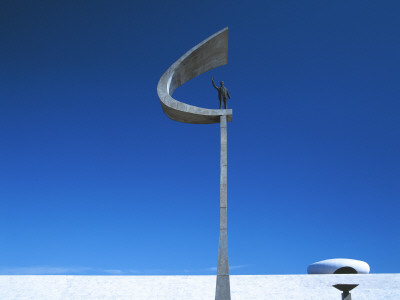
1,0,399,275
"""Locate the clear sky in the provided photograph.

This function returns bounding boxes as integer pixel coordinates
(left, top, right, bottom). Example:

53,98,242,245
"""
1,0,399,275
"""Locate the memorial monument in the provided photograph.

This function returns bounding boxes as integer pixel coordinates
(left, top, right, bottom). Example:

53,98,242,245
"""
157,27,232,300
212,77,231,109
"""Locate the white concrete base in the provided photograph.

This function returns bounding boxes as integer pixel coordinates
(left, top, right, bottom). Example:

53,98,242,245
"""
0,274,399,299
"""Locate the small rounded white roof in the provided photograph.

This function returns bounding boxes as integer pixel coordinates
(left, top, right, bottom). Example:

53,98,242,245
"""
307,258,370,274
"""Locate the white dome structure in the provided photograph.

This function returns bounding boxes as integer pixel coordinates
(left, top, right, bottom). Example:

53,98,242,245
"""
307,258,370,274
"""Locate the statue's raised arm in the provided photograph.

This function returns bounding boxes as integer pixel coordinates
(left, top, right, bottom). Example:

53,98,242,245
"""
212,77,219,90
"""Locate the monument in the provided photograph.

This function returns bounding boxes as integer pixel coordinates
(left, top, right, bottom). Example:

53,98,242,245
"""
212,77,231,109
157,28,232,300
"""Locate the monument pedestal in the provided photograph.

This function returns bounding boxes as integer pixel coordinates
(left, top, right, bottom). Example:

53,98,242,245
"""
215,114,231,300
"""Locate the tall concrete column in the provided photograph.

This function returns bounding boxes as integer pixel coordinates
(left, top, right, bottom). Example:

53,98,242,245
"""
156,27,232,300
215,114,231,300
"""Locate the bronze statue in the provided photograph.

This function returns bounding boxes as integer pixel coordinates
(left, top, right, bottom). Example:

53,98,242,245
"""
212,77,231,109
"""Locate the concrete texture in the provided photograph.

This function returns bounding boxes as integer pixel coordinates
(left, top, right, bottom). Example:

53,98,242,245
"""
216,114,231,299
1,274,399,299
157,28,233,124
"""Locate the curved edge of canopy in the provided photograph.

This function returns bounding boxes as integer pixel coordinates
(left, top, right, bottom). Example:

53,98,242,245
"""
157,27,232,124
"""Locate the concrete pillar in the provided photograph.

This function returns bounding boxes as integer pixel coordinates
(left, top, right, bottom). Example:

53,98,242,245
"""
333,284,358,300
215,114,231,300
342,292,352,300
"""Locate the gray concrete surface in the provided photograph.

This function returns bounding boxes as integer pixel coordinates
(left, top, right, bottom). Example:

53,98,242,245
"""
157,28,232,124
216,114,231,300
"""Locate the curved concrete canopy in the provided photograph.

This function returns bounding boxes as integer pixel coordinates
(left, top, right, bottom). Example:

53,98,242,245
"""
157,27,232,124
307,258,370,274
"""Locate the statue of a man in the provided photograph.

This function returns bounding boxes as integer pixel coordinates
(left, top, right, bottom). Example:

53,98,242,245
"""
212,77,231,109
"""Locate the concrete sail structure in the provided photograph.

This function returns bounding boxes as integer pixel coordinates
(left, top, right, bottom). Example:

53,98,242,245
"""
157,28,232,300
157,27,232,124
